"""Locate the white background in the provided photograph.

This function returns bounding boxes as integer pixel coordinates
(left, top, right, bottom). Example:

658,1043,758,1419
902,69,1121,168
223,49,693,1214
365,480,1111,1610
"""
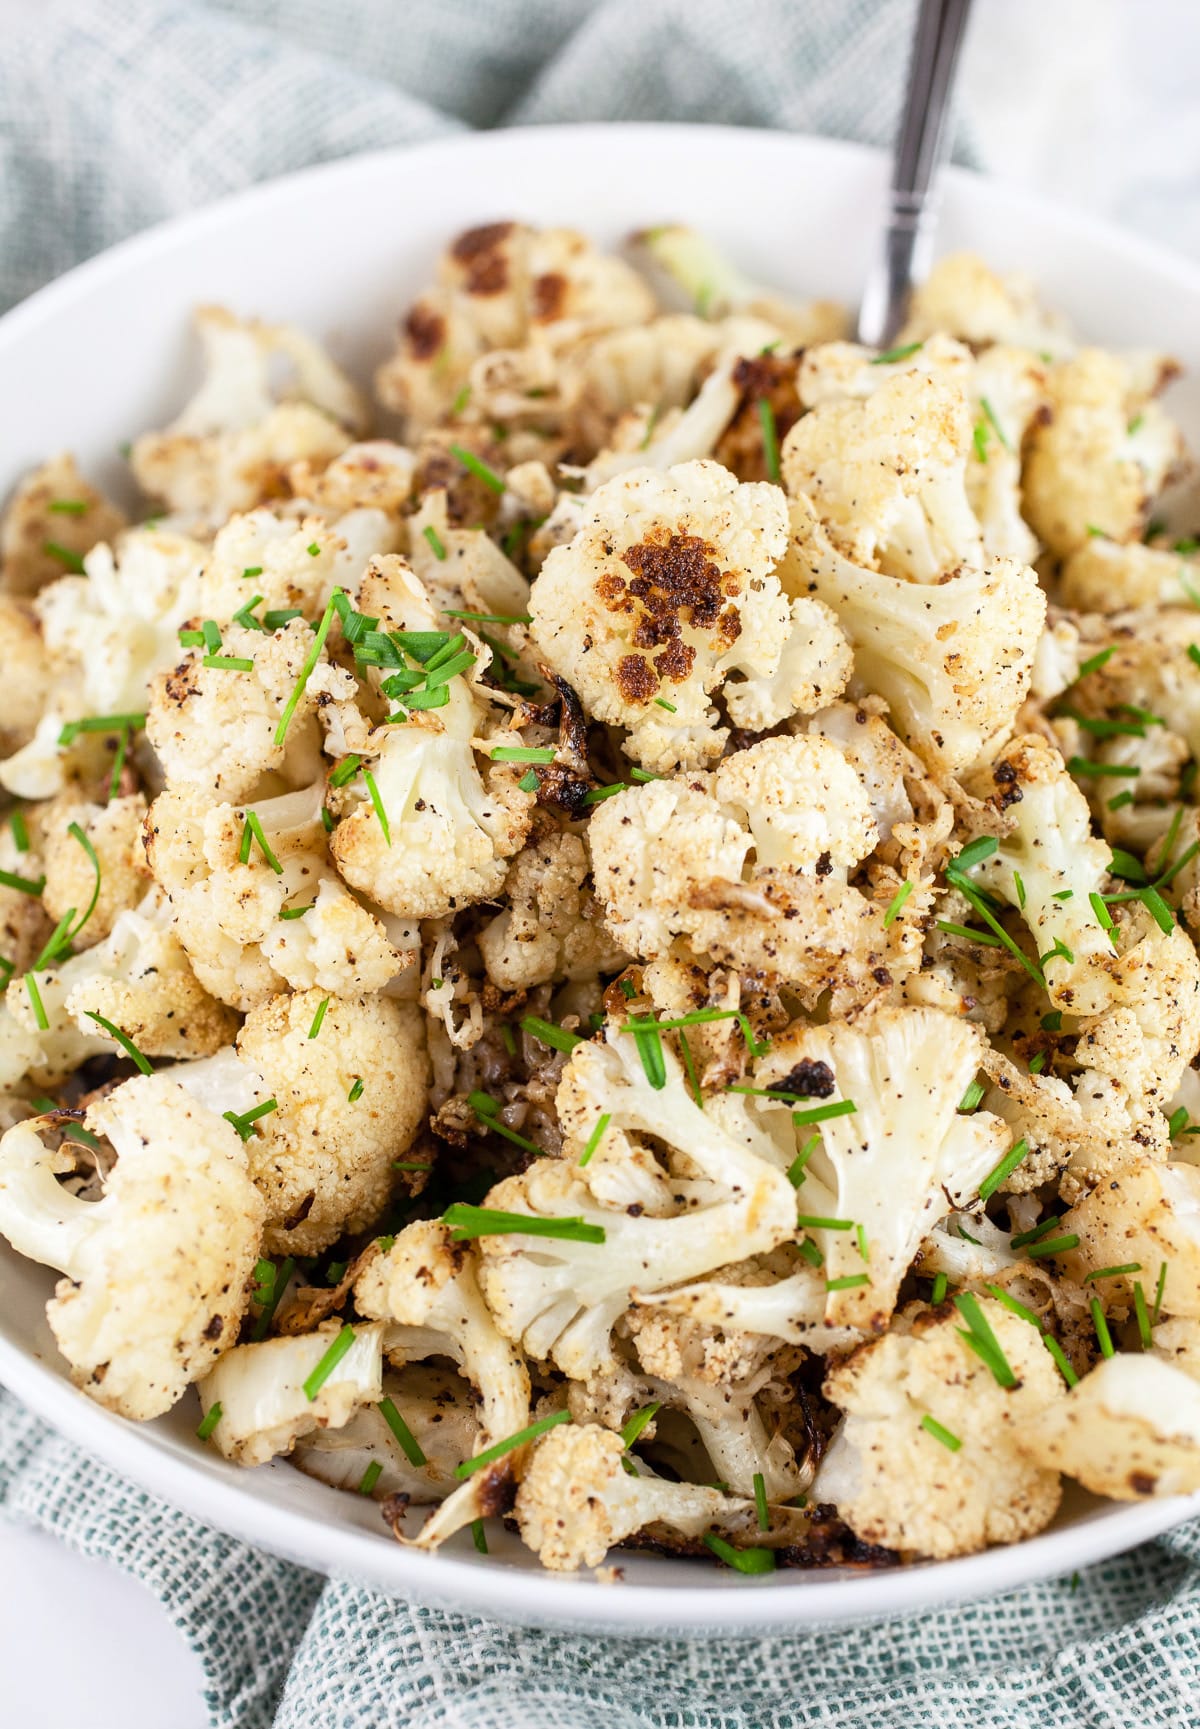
4,1,1200,1724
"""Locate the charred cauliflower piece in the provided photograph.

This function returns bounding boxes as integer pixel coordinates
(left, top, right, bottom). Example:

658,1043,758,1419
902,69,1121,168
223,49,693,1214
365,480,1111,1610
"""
0,453,127,597
478,830,629,992
529,460,849,772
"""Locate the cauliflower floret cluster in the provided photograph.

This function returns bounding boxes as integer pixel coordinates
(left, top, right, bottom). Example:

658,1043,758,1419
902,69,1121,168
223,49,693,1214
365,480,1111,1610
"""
1,226,1198,1584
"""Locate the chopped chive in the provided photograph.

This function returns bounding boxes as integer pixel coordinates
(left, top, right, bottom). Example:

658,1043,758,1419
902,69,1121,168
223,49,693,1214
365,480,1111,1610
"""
883,880,915,927
1041,1011,1063,1031
631,1021,667,1090
9,811,28,853
471,1520,489,1553
1139,885,1176,933
490,746,556,764
238,810,283,874
1157,840,1200,891
468,1096,545,1157
1077,647,1115,679
1026,1233,1080,1259
519,1015,582,1054
251,1256,295,1341
579,1112,611,1168
795,1236,824,1267
107,726,130,803
328,754,363,789
1090,1298,1115,1359
758,399,781,484
444,1204,604,1245
920,1415,962,1452
454,1410,571,1479
931,1272,949,1305
826,1273,870,1291
24,973,48,1030
619,1402,661,1450
954,1292,1016,1388
361,765,390,846
57,712,146,746
307,542,320,557
242,566,263,579
358,1460,383,1496
1153,1261,1169,1323
797,1214,855,1232
263,608,303,630
1068,758,1139,779
179,627,206,647
1059,707,1147,740
1041,1334,1078,1387
43,540,86,573
48,498,88,516
1108,791,1136,811
0,867,45,897
1168,1106,1191,1138
449,443,505,494
348,1077,364,1102
952,836,999,873
390,1163,431,1174
978,1138,1030,1202
871,340,923,365
1083,1262,1142,1283
302,1325,357,1401
654,697,678,712
443,608,532,626
232,595,268,633
1090,892,1116,936
222,1098,278,1142
308,997,330,1040
500,1022,517,1057
1013,869,1026,910
791,1098,857,1128
973,420,990,463
1110,847,1147,883
1131,1281,1152,1349
984,1284,1041,1327
379,1396,427,1466
678,1029,703,1108
517,770,540,793
1011,1215,1061,1250
753,1471,770,1530
196,1403,222,1441
958,1079,985,1113
274,588,344,749
980,396,1011,452
1029,1052,1047,1074
83,1010,152,1072
936,919,1003,947
202,654,255,672
786,1134,819,1187
701,1533,776,1574
855,1222,869,1262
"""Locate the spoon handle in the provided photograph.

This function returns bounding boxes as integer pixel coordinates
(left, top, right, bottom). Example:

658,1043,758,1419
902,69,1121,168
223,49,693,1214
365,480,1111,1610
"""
857,0,973,347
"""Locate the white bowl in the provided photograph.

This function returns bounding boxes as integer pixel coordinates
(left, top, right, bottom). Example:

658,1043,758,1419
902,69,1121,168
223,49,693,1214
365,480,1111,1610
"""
1,123,1197,1634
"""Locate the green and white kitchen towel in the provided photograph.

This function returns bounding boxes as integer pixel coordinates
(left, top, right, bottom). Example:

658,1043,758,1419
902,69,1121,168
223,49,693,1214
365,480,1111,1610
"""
2,3,1199,1725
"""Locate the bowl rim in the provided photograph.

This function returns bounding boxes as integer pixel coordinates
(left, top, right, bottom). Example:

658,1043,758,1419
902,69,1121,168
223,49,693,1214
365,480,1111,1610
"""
1,120,1198,1631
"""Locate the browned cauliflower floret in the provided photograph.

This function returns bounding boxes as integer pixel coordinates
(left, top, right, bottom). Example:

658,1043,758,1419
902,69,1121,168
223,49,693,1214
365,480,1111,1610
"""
782,369,984,581
1015,1355,1200,1499
0,453,127,596
194,508,398,626
477,829,629,992
898,253,1074,354
1067,609,1200,766
1059,536,1200,613
144,782,410,1012
529,460,849,772
146,616,324,801
0,1075,265,1419
514,1421,806,1572
587,735,906,1008
219,989,428,1256
131,306,365,526
41,794,148,948
0,596,52,754
1022,350,1185,556
790,494,1045,775
815,1301,1064,1559
1060,1160,1200,1315
376,222,655,438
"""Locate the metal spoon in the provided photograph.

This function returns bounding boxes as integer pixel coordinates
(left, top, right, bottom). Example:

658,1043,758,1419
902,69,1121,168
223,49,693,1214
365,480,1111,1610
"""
857,0,974,347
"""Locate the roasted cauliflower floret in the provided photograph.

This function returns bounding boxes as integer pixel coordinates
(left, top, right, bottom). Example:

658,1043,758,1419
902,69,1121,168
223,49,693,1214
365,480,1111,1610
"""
782,369,983,581
791,495,1045,775
41,794,148,948
1059,536,1200,614
0,596,53,754
210,989,429,1256
898,253,1073,355
815,1301,1064,1558
146,616,324,801
0,1075,265,1418
477,830,629,992
1060,1161,1200,1315
196,1321,385,1467
631,225,847,346
514,1421,807,1572
0,453,127,596
530,461,849,771
1022,350,1185,556
131,306,364,525
194,507,398,625
751,1007,1008,1328
1015,1354,1200,1499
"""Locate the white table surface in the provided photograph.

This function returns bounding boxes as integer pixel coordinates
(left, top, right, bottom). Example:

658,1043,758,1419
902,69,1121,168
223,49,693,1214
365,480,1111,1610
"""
5,2,1200,1724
